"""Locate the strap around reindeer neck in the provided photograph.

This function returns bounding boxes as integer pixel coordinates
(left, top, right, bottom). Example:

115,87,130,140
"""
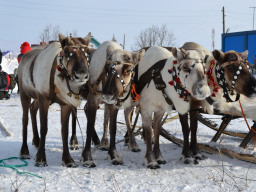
215,63,240,102
168,59,191,102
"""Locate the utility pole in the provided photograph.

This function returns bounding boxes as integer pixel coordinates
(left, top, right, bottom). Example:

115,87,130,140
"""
122,34,126,50
222,6,225,34
250,7,256,30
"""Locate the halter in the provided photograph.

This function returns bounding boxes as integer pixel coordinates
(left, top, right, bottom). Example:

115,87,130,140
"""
215,58,251,102
168,59,206,102
57,46,89,98
105,60,135,106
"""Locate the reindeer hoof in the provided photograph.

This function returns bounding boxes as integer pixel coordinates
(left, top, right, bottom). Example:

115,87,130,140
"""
98,146,109,151
180,156,198,164
35,162,48,167
62,161,78,168
147,163,160,169
20,154,30,159
131,147,141,153
157,158,167,165
193,153,207,160
82,161,96,168
111,158,123,165
70,145,79,150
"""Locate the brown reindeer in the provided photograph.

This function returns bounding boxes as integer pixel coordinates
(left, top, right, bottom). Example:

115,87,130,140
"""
18,33,91,167
180,42,256,164
81,41,145,167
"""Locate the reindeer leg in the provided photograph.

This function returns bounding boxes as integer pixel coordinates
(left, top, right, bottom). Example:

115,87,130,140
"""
70,107,79,150
20,93,31,159
141,109,160,169
179,113,197,164
107,104,123,165
124,106,140,152
30,100,40,149
190,110,207,161
82,95,98,168
85,102,100,147
61,105,77,167
99,104,109,151
153,111,166,164
35,95,50,167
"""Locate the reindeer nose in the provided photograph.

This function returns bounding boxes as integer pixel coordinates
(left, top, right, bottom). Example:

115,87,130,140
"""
74,72,89,81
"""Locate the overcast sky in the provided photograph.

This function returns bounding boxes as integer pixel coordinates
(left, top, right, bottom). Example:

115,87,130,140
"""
0,0,255,52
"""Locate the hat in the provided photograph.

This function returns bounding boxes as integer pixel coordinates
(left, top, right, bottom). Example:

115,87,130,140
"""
20,42,31,54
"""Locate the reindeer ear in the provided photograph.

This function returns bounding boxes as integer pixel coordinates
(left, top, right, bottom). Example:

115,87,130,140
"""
59,33,66,43
84,32,91,45
132,49,145,64
241,50,248,60
172,47,185,61
212,50,224,62
106,45,115,59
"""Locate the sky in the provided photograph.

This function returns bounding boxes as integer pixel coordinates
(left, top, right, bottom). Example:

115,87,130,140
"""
0,0,256,53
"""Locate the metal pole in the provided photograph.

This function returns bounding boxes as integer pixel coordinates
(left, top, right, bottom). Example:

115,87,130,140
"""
250,7,256,30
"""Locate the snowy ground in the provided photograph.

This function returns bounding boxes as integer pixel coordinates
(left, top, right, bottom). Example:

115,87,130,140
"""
1,56,256,192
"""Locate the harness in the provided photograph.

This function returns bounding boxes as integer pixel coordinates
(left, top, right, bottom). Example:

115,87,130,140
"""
136,59,173,105
206,57,251,104
89,59,136,106
56,47,89,99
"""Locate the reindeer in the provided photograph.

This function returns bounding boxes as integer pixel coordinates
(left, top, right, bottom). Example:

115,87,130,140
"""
179,42,256,164
81,41,145,167
18,33,91,167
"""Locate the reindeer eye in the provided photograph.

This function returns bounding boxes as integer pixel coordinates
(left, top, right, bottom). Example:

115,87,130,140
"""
227,65,236,72
183,66,190,72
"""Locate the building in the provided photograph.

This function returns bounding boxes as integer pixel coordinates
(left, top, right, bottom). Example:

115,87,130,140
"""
222,30,256,64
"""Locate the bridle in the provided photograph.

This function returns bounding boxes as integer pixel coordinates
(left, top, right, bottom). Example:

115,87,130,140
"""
105,60,136,106
215,58,251,102
169,58,207,102
57,45,89,97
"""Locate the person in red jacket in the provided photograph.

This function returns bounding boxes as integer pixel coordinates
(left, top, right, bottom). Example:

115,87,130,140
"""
16,42,31,93
17,42,31,63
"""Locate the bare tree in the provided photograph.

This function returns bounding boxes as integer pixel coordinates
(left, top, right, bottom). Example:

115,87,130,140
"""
39,24,62,43
39,24,52,44
52,25,61,40
133,24,176,50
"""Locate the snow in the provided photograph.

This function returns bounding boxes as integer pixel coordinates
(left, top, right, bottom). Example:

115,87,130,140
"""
1,55,256,191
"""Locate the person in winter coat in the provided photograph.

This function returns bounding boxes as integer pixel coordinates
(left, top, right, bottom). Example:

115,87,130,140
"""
17,42,31,63
0,65,10,100
16,42,31,93
0,50,2,64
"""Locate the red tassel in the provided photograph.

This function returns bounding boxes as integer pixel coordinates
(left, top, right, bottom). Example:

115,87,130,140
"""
179,95,184,98
168,81,174,86
185,90,189,94
176,77,181,83
131,84,140,102
211,93,216,97
173,60,177,64
57,65,62,72
213,88,218,92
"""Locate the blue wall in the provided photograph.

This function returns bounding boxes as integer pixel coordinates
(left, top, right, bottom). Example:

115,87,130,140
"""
222,31,256,64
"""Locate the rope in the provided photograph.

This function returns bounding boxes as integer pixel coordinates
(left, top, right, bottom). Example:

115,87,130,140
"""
238,100,256,149
0,157,42,178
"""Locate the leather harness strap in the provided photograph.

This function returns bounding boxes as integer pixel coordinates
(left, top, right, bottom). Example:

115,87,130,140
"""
137,59,173,106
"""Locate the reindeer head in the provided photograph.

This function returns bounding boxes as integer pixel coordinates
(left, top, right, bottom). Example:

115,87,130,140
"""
102,46,145,105
172,47,211,100
213,50,256,98
58,32,91,86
